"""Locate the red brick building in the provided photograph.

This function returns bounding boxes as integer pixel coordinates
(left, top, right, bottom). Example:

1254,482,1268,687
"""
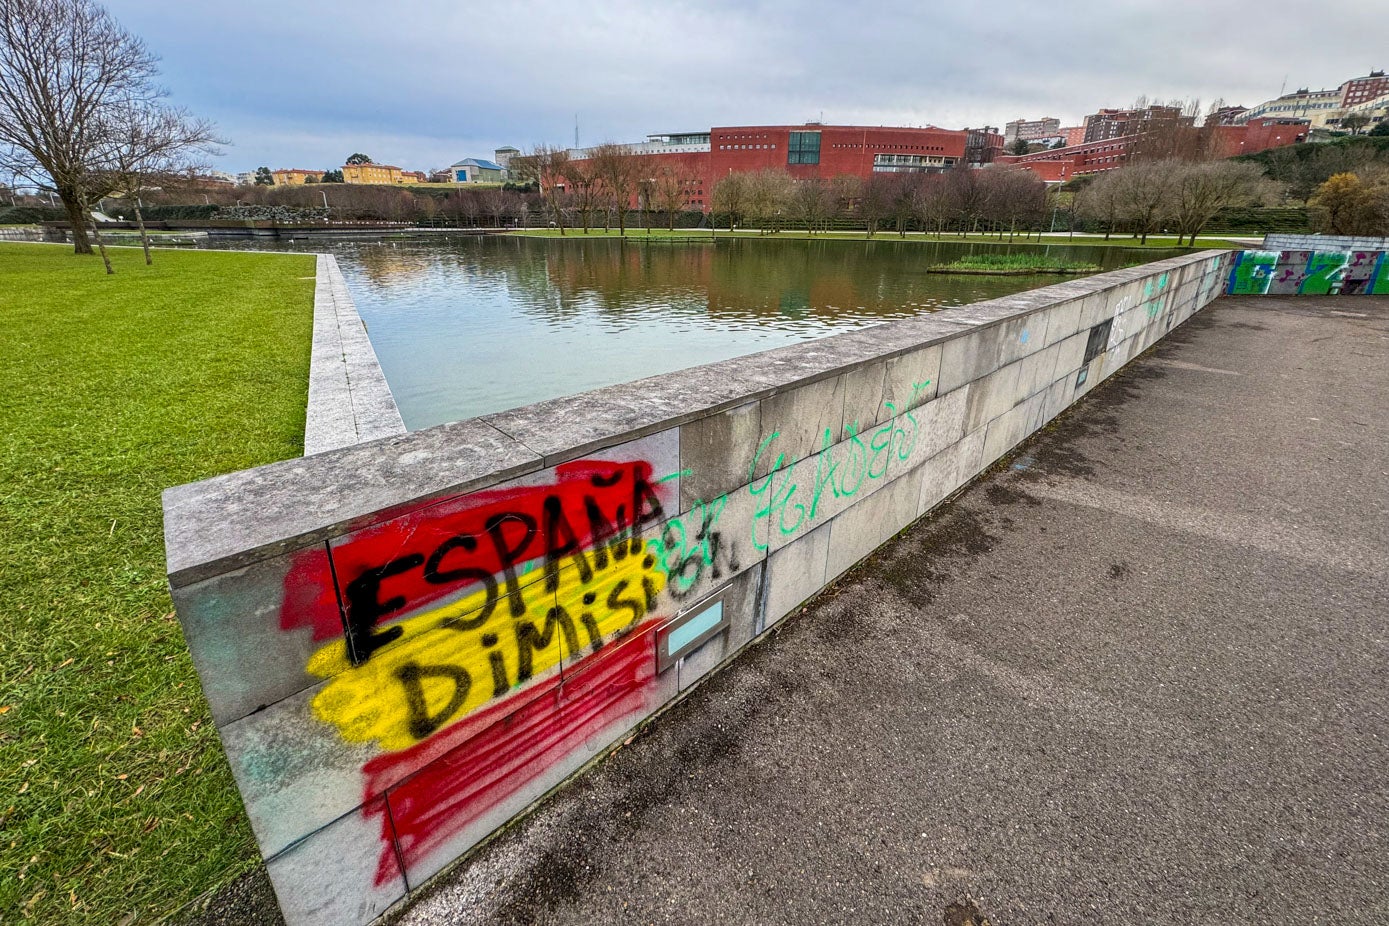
708,123,971,182
566,123,985,212
998,117,1307,183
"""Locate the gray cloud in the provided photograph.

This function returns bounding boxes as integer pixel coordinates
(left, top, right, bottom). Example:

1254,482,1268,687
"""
106,0,1386,172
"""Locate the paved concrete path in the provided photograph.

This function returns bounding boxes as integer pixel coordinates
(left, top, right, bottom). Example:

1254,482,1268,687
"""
389,295,1389,925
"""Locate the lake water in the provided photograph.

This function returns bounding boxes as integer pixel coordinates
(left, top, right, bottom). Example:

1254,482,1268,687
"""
216,234,1188,429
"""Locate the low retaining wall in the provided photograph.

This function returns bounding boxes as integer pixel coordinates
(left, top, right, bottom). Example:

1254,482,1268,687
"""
1227,248,1389,295
304,254,406,454
162,250,1234,926
1263,233,1389,251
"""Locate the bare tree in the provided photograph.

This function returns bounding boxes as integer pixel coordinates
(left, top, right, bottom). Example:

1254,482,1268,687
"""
911,173,955,236
1112,161,1175,243
855,173,895,238
786,179,835,233
710,171,750,233
447,189,480,226
745,169,793,233
886,173,921,236
1075,172,1125,238
100,102,219,265
512,144,571,233
587,143,642,236
944,168,986,235
980,167,1047,240
651,163,686,230
1168,160,1263,244
478,188,515,228
563,157,601,233
0,0,163,255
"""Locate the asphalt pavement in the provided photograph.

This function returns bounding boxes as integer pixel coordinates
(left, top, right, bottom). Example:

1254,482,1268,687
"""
186,295,1389,926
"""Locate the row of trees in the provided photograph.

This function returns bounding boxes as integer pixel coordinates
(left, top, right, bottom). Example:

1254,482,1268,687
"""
510,144,696,235
708,167,1051,238
155,158,1273,242
1074,160,1269,244
0,0,219,270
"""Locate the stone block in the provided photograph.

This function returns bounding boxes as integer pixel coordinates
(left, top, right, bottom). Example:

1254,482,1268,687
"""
1015,341,1061,401
323,429,678,674
884,343,944,415
264,797,405,926
962,361,1023,433
680,400,761,507
1052,330,1089,380
952,428,990,484
1041,297,1084,347
753,374,847,479
220,684,378,858
172,546,339,727
981,392,1043,463
937,314,1044,394
916,439,967,516
825,471,921,582
1077,291,1112,329
839,362,888,440
1039,373,1074,425
759,523,831,631
1100,336,1136,381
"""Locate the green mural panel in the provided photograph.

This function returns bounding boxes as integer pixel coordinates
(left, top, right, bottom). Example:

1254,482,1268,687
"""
1228,251,1278,295
1299,252,1349,295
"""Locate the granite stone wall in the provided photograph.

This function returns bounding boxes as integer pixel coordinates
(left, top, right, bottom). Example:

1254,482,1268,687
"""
162,250,1235,926
1228,248,1389,295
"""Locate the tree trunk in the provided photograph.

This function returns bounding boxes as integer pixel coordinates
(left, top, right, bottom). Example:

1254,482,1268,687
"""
134,201,153,265
87,211,114,274
60,190,94,254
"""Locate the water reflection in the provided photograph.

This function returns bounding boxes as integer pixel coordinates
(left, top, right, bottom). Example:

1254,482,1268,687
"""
212,235,1186,428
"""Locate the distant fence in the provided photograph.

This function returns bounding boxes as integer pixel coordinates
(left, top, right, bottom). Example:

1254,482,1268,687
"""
0,226,44,241
1227,249,1389,295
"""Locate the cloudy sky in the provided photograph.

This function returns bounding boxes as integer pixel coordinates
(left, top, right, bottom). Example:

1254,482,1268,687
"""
106,0,1384,174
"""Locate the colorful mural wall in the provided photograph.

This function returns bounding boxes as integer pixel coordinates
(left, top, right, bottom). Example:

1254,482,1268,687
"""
165,252,1236,926
1226,249,1389,295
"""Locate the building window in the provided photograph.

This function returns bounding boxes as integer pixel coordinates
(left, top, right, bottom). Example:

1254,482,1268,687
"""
787,131,821,165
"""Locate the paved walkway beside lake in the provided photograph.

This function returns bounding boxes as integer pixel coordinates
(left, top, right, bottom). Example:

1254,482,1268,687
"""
384,295,1388,926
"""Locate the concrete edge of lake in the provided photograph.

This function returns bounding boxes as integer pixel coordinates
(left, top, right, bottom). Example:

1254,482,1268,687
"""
304,253,406,455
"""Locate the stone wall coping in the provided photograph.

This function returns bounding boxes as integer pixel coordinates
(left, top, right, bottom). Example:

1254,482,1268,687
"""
162,249,1228,588
1262,233,1389,250
303,253,406,455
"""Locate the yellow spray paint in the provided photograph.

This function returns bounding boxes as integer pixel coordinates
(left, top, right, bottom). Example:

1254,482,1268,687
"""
307,540,666,752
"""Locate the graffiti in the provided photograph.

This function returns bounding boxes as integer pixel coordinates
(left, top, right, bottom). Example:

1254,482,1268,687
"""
647,493,737,601
360,626,661,884
307,541,665,751
325,460,668,666
1227,249,1388,296
749,383,930,551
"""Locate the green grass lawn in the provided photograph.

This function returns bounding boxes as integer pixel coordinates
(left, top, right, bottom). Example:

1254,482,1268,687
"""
506,227,1245,248
0,243,316,924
